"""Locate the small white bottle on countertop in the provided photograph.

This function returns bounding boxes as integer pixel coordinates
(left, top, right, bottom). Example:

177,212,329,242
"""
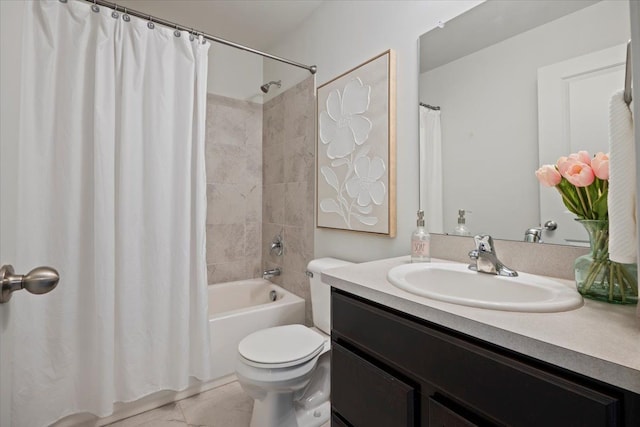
411,210,431,263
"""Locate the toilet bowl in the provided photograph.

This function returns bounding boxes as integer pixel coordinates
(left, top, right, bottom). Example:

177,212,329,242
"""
235,258,352,427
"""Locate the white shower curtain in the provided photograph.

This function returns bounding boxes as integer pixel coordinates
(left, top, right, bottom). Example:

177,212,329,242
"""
419,105,444,233
11,1,211,425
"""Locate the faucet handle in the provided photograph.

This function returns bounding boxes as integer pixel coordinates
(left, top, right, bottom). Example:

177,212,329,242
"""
269,235,283,257
473,234,495,253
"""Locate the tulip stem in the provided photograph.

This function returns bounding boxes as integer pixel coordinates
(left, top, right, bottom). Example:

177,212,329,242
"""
576,188,590,219
584,186,594,218
555,187,580,213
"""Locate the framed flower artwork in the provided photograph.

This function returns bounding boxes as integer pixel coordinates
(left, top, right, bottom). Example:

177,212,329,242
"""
316,50,396,236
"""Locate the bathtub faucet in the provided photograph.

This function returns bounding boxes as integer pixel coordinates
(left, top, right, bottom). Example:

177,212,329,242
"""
263,268,281,279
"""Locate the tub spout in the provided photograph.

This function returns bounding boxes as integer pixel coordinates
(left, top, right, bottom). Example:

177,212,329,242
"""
263,268,281,279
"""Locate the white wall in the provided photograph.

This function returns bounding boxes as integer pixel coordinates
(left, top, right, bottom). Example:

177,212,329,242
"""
0,1,24,425
266,0,482,262
262,59,310,103
419,0,629,240
207,43,264,102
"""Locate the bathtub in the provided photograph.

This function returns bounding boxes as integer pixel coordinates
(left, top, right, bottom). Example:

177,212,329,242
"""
208,278,305,380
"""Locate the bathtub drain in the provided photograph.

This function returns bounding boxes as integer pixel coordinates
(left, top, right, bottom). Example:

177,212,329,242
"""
269,290,277,302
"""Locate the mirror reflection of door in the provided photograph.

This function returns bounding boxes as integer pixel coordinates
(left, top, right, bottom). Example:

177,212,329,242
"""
537,44,627,245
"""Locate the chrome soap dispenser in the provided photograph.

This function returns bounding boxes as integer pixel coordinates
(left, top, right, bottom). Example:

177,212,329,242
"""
411,210,431,263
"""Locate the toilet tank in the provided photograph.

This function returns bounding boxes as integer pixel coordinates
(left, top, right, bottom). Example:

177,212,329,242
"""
307,258,353,334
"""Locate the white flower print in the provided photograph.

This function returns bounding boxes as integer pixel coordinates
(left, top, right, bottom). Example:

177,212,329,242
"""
319,78,372,159
319,76,386,229
345,156,386,206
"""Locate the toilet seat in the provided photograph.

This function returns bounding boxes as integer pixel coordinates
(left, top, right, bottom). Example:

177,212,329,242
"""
238,324,326,369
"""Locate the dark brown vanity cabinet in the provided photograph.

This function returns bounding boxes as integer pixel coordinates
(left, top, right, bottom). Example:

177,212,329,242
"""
330,289,640,427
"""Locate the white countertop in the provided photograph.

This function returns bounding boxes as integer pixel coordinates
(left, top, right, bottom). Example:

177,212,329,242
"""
322,256,640,394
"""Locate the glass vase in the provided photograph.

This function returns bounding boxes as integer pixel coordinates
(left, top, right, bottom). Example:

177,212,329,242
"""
574,220,638,304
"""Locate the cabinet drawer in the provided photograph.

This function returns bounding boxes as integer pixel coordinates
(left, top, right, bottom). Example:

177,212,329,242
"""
332,342,415,427
332,291,621,427
428,397,478,427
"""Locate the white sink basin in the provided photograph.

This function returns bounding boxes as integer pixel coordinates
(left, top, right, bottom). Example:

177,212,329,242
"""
387,263,583,313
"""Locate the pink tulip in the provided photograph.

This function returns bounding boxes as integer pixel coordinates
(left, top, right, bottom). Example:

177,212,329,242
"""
569,150,591,165
562,161,595,187
591,152,609,180
557,156,572,175
535,165,562,187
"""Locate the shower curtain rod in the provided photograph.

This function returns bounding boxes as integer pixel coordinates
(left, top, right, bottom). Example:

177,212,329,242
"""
420,102,440,111
81,0,317,74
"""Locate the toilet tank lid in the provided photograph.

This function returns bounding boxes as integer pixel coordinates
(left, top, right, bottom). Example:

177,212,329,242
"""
307,257,353,274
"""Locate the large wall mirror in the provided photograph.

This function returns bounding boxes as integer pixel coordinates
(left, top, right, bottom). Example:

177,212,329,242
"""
418,0,631,246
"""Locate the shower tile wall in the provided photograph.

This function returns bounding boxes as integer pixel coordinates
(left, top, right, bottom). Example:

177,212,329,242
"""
262,77,316,325
205,94,263,284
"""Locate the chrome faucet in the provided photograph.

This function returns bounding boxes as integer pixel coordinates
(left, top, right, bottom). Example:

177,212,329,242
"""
523,221,557,243
263,267,281,279
468,234,518,277
524,228,542,243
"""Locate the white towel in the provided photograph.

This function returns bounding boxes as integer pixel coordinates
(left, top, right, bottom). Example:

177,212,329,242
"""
608,90,637,264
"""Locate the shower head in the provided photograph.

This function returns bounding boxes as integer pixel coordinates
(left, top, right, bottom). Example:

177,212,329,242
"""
260,80,282,94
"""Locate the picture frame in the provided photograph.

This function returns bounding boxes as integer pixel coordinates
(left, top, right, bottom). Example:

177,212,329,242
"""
316,50,396,236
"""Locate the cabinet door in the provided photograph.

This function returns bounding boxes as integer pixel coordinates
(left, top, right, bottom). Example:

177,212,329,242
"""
332,342,415,427
331,413,351,427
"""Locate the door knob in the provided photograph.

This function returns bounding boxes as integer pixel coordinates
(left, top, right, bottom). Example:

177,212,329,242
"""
0,264,60,303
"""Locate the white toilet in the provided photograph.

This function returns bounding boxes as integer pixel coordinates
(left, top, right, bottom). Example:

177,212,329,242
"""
235,258,352,427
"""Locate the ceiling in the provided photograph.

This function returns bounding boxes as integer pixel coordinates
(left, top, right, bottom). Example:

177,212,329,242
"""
116,0,324,51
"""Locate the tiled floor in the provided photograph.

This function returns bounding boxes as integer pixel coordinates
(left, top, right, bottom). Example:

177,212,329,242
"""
107,381,330,427
107,382,253,427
